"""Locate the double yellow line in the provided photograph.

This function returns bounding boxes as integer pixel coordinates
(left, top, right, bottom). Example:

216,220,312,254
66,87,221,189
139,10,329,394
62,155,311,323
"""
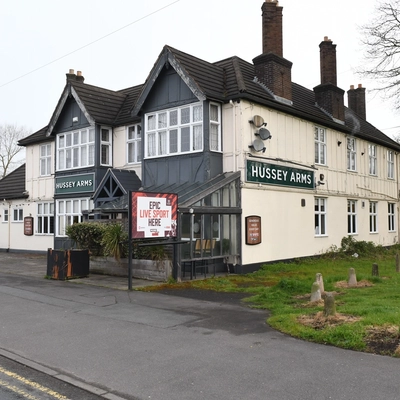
0,366,68,399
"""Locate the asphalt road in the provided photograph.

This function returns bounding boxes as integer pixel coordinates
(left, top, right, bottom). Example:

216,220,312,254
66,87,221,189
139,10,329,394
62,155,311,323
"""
0,355,105,400
0,254,399,400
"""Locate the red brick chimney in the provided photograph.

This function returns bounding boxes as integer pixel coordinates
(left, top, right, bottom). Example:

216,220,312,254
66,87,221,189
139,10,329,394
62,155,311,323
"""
347,84,366,120
313,37,345,121
253,0,292,102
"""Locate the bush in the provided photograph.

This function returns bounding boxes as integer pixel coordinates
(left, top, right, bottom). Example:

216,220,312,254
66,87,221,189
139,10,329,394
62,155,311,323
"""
66,223,106,255
101,223,128,260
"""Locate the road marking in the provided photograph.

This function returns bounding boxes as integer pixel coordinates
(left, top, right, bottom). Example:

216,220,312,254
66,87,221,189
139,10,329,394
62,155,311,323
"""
0,366,69,399
0,378,40,399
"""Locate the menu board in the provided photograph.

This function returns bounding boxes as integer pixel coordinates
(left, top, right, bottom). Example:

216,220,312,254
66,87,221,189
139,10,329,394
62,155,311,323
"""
245,215,261,245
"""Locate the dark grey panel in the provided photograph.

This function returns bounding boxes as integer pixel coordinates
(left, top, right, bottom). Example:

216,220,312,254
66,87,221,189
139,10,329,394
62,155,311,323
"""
144,68,197,111
54,97,89,132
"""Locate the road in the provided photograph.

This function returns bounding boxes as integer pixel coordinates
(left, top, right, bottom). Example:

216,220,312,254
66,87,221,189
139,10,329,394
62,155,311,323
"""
0,355,105,399
0,261,399,400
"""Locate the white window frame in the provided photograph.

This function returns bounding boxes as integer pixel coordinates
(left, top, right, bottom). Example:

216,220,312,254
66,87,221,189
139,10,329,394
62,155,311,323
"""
3,209,8,223
347,200,357,234
314,198,327,236
37,202,54,235
210,103,221,152
369,201,378,233
314,127,326,165
40,143,52,176
127,124,142,164
100,127,112,166
57,128,95,171
13,208,23,222
369,144,377,176
387,150,394,179
56,198,92,237
145,103,203,158
347,137,357,171
388,203,395,232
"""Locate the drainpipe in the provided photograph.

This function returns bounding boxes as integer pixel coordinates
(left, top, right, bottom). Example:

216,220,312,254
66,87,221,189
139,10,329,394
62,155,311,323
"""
7,202,11,251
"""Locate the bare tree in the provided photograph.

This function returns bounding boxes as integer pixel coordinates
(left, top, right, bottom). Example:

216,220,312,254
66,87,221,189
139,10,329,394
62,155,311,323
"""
0,124,30,178
360,0,400,109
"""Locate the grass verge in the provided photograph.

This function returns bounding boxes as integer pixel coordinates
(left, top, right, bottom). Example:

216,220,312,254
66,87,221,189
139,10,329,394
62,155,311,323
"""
143,241,400,357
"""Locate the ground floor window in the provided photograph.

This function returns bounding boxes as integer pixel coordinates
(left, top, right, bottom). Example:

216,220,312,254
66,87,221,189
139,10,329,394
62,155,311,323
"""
13,208,23,222
3,209,9,222
347,200,357,234
37,202,54,234
56,198,92,236
314,198,326,236
369,202,378,233
388,203,395,232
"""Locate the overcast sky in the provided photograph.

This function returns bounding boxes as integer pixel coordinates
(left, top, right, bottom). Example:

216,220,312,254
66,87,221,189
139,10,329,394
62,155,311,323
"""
1,0,399,140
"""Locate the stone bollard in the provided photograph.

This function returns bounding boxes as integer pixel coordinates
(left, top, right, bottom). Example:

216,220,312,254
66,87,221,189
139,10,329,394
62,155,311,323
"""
323,292,336,317
396,253,400,273
372,263,379,277
310,281,321,302
348,267,357,286
316,273,324,294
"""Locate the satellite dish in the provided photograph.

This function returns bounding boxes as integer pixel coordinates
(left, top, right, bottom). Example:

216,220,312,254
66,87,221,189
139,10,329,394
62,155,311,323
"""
257,128,271,140
250,138,265,152
251,115,264,128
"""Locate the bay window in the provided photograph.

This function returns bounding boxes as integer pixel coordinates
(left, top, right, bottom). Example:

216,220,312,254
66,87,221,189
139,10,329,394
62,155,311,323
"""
57,128,95,171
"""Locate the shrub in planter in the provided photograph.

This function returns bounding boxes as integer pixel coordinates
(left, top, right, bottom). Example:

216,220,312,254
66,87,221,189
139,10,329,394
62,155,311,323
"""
66,222,106,256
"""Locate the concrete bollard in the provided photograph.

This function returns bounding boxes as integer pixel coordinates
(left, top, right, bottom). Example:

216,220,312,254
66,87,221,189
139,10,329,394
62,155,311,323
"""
348,267,357,287
310,281,321,302
372,263,379,277
323,292,336,317
316,273,324,294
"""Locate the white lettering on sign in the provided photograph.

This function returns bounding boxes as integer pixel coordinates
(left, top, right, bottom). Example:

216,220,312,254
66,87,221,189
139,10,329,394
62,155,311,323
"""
137,196,172,237
251,164,311,186
56,179,93,190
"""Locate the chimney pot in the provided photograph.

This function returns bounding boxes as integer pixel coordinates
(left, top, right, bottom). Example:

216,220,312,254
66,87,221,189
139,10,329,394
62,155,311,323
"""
69,69,75,74
350,85,355,90
358,83,363,88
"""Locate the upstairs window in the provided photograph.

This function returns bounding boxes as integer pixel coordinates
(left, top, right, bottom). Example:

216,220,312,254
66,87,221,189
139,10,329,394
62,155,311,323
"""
210,103,221,152
347,138,356,171
40,144,52,176
3,209,8,222
57,128,95,171
145,103,203,158
387,150,394,179
314,127,326,165
127,124,142,164
100,127,112,166
369,144,377,175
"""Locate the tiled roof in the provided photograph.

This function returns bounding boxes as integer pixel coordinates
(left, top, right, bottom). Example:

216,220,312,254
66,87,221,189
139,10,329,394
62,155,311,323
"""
0,164,27,200
70,81,127,125
114,84,143,125
23,45,400,152
18,126,52,146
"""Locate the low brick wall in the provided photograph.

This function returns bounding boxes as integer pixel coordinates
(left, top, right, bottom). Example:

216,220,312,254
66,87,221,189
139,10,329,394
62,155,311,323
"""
90,257,172,282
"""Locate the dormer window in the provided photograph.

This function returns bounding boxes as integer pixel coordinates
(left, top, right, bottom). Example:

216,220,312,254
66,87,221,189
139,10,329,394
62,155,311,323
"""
145,103,203,158
57,128,95,171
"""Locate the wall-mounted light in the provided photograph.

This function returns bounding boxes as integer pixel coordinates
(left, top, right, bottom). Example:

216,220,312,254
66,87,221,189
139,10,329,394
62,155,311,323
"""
361,151,365,156
337,140,342,146
72,116,78,123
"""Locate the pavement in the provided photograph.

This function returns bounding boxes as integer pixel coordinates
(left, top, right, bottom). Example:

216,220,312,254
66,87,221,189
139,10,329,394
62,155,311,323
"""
1,252,400,400
0,251,166,291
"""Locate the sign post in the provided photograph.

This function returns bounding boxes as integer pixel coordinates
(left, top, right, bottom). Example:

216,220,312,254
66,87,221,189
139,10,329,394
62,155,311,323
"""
128,191,178,289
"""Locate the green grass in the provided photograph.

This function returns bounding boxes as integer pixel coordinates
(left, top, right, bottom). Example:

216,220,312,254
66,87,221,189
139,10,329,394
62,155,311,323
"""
145,243,400,356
